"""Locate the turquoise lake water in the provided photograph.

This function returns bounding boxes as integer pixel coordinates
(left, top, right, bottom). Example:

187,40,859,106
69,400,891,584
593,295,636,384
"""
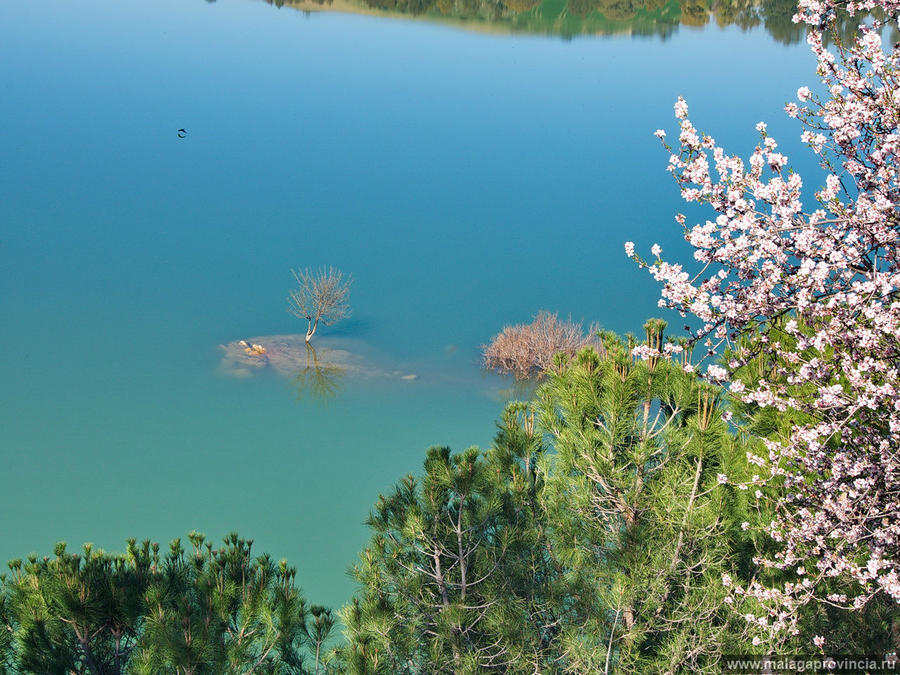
0,0,818,610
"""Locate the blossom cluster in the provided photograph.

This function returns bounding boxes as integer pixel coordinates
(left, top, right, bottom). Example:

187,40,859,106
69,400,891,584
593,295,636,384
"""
634,0,900,641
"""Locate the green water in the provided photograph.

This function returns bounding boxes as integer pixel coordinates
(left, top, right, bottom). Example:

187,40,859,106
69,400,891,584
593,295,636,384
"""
0,0,816,610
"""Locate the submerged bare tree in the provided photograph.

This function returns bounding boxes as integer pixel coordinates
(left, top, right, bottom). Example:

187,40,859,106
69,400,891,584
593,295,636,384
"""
287,267,352,343
483,311,597,379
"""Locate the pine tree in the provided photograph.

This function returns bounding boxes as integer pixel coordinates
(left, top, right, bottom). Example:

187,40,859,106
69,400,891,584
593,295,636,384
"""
0,533,319,675
1,539,153,675
302,605,335,675
0,585,11,675
339,404,580,673
536,321,757,673
132,532,308,675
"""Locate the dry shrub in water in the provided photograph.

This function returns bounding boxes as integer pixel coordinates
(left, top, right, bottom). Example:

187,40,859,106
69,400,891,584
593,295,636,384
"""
483,311,596,379
287,266,352,342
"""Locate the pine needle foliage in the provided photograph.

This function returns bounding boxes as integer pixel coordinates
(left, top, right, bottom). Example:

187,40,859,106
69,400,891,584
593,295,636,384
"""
2,540,153,675
0,586,12,675
535,322,757,673
339,405,583,674
0,533,327,675
132,532,309,675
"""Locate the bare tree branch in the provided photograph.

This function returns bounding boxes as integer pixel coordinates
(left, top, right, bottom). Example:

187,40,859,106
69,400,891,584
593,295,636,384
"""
287,267,352,343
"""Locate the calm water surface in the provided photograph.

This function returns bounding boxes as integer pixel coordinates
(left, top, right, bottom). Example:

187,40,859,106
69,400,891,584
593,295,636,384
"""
0,0,816,609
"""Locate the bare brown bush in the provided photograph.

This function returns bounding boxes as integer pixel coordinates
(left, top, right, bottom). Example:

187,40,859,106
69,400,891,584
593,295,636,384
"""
482,311,597,380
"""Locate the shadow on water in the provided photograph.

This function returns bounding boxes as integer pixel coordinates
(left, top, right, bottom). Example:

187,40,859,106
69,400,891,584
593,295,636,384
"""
487,373,540,403
320,316,374,339
291,343,346,403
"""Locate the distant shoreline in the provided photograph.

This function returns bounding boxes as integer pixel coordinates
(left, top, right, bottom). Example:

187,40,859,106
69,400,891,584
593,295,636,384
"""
258,0,814,43
261,0,670,39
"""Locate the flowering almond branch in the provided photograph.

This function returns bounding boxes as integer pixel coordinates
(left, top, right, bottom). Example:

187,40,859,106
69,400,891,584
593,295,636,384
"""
630,0,900,642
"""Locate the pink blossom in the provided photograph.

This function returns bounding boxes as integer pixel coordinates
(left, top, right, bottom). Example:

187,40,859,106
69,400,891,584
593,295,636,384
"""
706,365,728,381
641,0,900,636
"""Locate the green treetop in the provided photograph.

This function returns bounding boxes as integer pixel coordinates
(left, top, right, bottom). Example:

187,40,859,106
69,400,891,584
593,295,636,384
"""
0,533,329,675
535,322,758,672
339,404,583,674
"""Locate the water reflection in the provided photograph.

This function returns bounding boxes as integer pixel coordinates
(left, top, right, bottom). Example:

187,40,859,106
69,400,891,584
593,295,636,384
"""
491,376,540,403
291,343,346,402
261,0,812,41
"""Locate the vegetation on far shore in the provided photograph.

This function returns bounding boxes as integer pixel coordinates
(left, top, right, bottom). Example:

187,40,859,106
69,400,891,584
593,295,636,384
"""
260,0,822,43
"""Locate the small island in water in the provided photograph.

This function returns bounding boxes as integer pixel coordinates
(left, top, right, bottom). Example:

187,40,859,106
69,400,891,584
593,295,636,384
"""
217,334,419,381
